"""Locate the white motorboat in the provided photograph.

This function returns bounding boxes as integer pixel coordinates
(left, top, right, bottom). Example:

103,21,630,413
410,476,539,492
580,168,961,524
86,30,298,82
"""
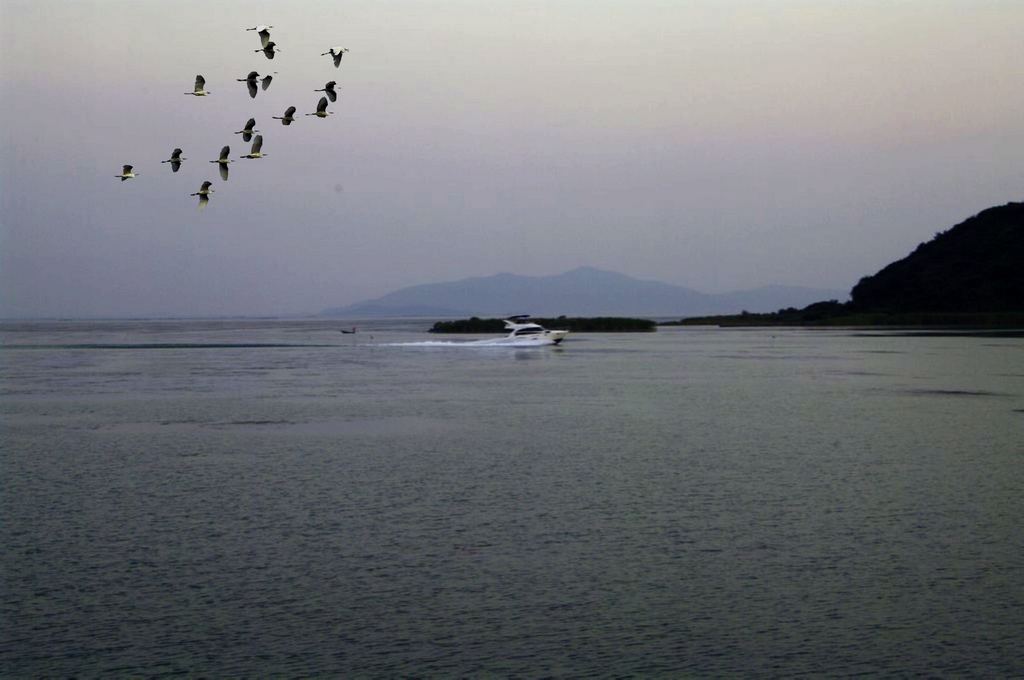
387,316,569,348
475,316,569,346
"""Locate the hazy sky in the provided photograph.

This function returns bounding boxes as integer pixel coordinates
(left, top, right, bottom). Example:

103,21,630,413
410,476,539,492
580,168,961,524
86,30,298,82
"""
1,0,1021,317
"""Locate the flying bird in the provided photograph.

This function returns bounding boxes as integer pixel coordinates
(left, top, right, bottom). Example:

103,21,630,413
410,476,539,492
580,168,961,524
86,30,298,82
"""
272,105,297,125
161,148,186,172
256,41,279,59
239,135,266,159
257,28,272,48
306,96,332,118
115,164,137,181
237,71,260,98
234,118,258,142
321,46,349,68
210,146,233,181
190,181,214,209
246,25,273,48
314,80,337,102
185,74,209,96
191,180,214,196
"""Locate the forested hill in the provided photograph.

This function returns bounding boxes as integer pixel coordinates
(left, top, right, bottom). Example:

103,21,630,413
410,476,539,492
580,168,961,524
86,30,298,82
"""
850,202,1024,312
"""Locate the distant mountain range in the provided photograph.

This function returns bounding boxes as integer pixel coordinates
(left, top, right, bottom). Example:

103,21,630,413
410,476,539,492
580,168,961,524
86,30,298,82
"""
320,267,847,318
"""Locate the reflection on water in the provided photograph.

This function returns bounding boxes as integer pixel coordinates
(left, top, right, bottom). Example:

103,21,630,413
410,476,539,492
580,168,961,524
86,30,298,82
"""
1,320,1022,676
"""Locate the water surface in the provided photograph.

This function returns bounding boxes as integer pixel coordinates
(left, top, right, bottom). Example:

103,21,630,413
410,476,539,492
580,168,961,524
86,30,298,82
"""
2,320,1022,675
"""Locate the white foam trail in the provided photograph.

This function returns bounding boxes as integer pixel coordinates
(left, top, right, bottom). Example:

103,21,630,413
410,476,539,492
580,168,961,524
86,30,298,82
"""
382,338,557,348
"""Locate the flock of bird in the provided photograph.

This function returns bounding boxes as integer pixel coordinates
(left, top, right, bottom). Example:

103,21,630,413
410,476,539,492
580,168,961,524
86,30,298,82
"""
116,25,350,208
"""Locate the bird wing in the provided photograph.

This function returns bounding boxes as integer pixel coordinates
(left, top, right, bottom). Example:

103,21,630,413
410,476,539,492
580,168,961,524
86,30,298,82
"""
326,80,336,90
171,148,182,160
219,164,229,181
285,106,296,116
201,181,213,190
195,74,205,91
245,118,256,131
317,96,328,113
333,53,342,67
219,146,230,161
251,135,263,153
259,29,271,48
246,71,259,81
122,165,132,174
261,75,272,90
247,81,258,98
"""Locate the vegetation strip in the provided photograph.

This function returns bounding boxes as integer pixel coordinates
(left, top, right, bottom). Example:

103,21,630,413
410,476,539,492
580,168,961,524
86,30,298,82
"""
430,317,656,333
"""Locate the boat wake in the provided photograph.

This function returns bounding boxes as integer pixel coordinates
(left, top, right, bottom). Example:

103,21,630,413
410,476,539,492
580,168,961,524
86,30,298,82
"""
382,338,559,348
382,317,568,348
385,317,568,348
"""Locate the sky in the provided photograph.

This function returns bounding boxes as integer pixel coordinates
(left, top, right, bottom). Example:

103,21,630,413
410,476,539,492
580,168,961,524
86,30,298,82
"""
1,0,1022,318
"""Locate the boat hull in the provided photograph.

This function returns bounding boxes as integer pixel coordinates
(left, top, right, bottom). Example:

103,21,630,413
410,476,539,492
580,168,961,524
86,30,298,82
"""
468,331,566,347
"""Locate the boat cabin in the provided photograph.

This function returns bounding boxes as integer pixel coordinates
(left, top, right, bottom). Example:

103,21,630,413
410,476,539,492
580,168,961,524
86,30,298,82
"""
511,325,545,336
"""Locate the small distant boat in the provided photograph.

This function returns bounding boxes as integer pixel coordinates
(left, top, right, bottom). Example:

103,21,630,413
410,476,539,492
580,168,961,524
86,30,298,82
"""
485,316,568,346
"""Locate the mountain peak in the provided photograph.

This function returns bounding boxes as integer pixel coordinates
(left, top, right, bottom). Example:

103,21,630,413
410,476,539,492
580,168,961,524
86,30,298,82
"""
557,266,628,279
320,268,846,318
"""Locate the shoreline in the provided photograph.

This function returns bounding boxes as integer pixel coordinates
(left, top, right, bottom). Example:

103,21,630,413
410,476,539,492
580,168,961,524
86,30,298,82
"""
662,311,1024,329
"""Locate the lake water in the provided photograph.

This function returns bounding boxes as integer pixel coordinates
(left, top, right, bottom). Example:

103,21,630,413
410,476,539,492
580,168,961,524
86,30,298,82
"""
2,319,1022,676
